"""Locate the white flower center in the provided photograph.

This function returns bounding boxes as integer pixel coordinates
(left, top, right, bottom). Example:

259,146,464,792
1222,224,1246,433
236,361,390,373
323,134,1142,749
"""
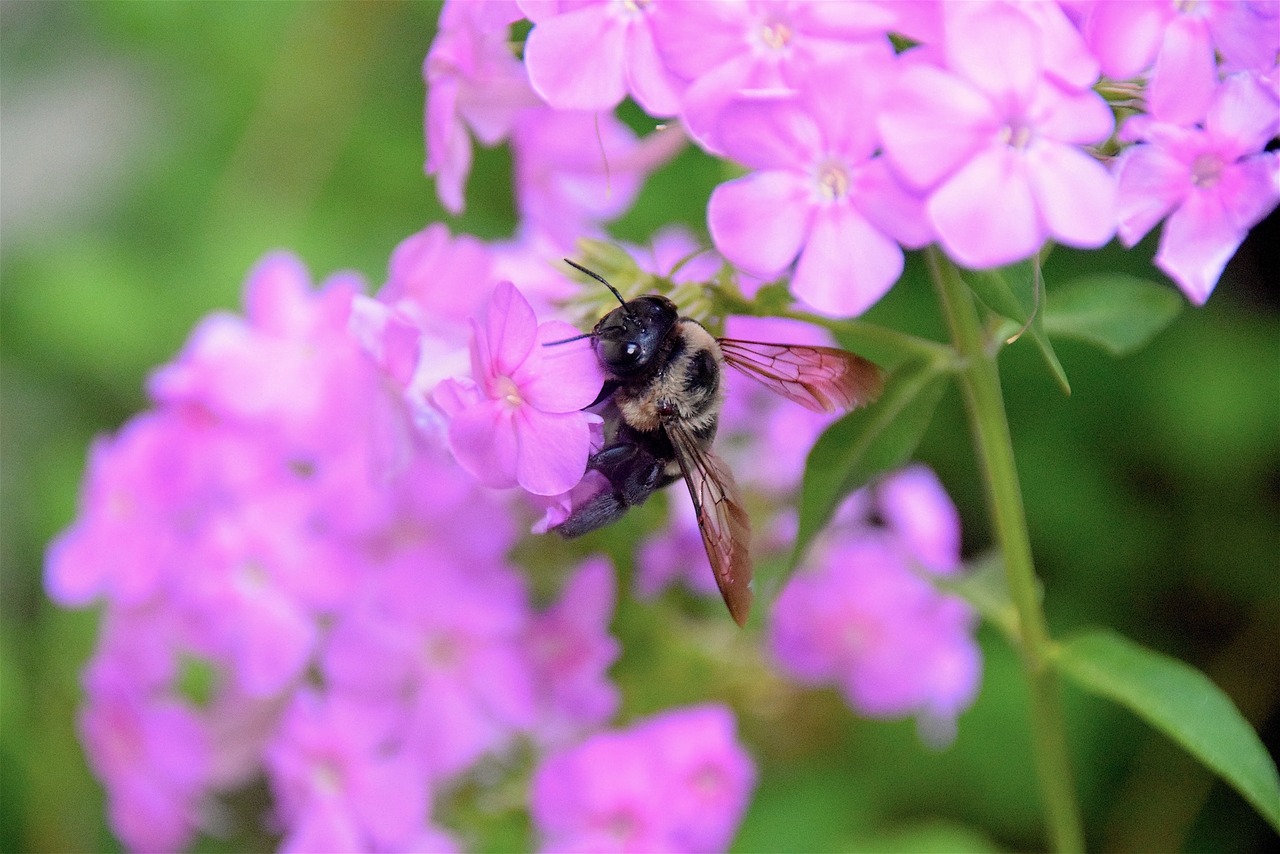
1191,152,1223,188
999,119,1035,150
814,159,851,202
496,375,523,407
759,20,793,51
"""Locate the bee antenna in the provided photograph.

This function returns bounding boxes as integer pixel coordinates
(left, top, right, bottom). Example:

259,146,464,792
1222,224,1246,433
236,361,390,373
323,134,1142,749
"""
564,259,631,314
541,331,593,347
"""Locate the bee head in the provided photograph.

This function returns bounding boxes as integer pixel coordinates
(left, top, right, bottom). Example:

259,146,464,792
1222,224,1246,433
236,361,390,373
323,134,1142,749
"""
593,295,678,376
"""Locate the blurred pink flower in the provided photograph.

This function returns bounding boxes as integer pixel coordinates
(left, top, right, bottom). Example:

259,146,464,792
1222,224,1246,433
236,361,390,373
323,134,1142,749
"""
79,654,211,853
528,557,621,745
265,689,451,853
879,3,1116,269
512,107,685,250
650,0,894,153
1115,73,1280,304
435,280,604,495
521,0,684,115
530,704,756,852
1078,0,1279,124
425,0,539,213
769,467,980,744
707,59,928,316
322,554,537,780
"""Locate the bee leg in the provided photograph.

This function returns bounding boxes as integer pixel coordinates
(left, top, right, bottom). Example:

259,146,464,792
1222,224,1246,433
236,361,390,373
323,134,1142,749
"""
555,442,663,538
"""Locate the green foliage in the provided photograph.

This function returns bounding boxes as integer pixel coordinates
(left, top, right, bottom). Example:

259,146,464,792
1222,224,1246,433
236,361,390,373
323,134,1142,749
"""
1055,629,1280,833
1043,273,1184,355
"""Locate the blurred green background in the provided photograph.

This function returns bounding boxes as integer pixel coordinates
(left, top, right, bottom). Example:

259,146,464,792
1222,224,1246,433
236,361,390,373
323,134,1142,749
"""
2,2,1276,852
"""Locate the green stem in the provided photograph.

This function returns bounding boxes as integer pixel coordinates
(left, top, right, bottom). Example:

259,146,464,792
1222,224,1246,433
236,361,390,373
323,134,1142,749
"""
927,248,1085,853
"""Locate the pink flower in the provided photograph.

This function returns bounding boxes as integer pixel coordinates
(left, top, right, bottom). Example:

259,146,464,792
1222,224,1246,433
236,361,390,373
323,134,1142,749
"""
1078,0,1279,124
512,106,685,250
265,689,449,852
530,704,756,852
649,0,895,153
528,557,621,745
322,554,537,780
769,467,981,744
79,654,211,853
707,59,929,316
521,0,684,115
425,0,540,213
879,3,1116,269
435,280,604,495
1115,73,1280,304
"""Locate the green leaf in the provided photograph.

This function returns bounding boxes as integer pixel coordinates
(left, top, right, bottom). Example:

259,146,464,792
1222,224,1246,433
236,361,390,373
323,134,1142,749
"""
787,360,950,577
962,259,1071,395
1043,274,1183,356
1055,629,1280,832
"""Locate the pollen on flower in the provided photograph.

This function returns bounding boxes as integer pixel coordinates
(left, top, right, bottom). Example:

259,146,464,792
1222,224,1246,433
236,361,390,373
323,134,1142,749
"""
496,375,524,407
999,120,1035,150
814,159,851,202
311,759,343,796
757,20,793,52
1191,152,1223,188
619,0,651,18
424,632,462,668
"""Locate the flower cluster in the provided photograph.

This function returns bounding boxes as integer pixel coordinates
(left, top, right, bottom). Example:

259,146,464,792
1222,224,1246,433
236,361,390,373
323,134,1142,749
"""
45,255,642,851
429,0,1278,308
770,466,981,746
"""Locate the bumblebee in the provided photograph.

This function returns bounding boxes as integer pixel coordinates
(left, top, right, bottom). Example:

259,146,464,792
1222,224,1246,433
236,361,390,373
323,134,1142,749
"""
554,260,883,626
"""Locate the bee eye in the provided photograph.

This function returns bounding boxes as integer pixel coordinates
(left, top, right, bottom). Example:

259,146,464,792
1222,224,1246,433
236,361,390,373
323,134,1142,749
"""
625,343,640,358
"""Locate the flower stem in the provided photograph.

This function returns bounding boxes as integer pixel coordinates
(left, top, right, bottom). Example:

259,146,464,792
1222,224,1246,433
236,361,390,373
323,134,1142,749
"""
926,247,1085,853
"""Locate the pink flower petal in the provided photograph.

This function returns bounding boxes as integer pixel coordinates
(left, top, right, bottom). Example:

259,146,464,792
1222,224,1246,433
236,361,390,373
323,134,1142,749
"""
518,321,604,414
945,3,1040,104
1114,144,1189,246
485,282,538,378
1207,73,1280,157
1082,0,1166,79
1148,15,1217,125
879,63,995,191
525,6,627,111
928,146,1042,268
1025,141,1117,250
708,171,812,277
449,400,519,489
715,99,823,172
1156,188,1246,305
514,408,591,496
624,14,682,116
792,205,902,317
853,158,933,249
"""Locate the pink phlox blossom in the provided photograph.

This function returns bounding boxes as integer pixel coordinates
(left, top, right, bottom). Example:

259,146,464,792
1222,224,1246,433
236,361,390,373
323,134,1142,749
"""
512,107,686,250
45,411,199,608
876,463,963,576
149,253,365,450
520,0,684,115
425,0,540,213
352,224,500,442
528,557,622,745
322,554,537,781
434,280,604,496
769,466,980,744
1078,0,1279,125
530,704,756,853
708,58,929,316
1115,72,1280,304
878,2,1117,270
650,0,895,154
79,649,212,853
265,689,449,853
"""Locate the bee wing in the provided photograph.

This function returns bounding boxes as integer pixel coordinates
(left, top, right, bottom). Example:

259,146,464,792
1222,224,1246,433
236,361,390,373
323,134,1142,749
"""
665,419,753,627
718,338,883,414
